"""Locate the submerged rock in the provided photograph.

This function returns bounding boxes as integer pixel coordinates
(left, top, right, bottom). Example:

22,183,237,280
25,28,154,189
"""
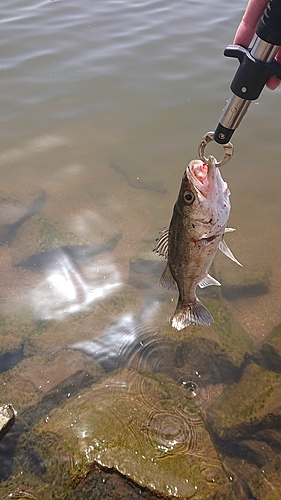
0,404,16,441
0,255,255,499
0,485,38,499
207,326,281,500
0,350,104,492
70,463,183,500
251,320,281,372
10,213,122,268
0,298,251,499
33,369,236,499
145,294,252,367
0,308,36,358
0,191,46,247
0,350,104,415
218,263,271,301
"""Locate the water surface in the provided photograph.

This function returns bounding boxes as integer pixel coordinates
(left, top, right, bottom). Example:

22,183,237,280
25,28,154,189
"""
1,0,281,498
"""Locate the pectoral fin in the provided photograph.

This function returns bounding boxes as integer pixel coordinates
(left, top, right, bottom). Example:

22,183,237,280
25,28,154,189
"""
198,274,221,288
219,239,242,267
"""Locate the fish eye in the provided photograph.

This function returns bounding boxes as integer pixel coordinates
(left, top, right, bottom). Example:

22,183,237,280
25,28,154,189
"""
183,190,195,205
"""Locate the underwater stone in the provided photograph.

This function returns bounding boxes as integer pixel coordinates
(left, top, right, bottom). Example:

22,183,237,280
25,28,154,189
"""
248,451,281,500
218,263,271,301
0,350,104,414
147,294,251,367
205,296,252,366
0,308,36,358
208,360,281,432
0,190,46,247
33,369,236,499
10,213,122,268
254,321,281,364
0,404,16,440
207,357,281,499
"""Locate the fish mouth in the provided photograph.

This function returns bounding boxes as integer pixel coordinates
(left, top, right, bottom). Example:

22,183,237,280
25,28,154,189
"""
186,159,215,197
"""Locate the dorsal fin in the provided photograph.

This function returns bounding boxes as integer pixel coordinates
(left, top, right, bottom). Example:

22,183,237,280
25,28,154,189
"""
153,226,169,259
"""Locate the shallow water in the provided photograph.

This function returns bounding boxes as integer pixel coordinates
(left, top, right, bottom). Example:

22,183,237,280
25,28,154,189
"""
1,0,281,498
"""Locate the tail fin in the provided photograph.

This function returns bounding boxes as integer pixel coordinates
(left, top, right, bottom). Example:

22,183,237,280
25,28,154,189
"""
171,298,213,331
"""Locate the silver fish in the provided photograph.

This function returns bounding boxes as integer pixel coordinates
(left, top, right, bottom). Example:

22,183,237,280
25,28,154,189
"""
154,156,241,331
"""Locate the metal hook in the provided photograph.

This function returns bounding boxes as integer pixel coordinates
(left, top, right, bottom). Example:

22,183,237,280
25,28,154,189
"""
198,131,234,167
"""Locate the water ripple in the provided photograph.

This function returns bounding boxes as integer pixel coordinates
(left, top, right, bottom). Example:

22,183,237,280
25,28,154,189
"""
145,408,203,459
177,374,210,409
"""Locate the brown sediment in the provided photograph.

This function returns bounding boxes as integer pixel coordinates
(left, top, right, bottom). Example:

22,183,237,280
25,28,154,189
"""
0,244,40,304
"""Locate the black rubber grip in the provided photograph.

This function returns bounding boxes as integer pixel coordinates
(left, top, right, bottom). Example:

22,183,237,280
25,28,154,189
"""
230,53,274,99
214,123,234,144
257,0,281,45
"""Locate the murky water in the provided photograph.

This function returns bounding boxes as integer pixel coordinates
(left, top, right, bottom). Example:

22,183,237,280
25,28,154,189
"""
1,0,281,498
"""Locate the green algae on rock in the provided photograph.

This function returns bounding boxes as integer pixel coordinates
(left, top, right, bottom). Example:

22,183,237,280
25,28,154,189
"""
0,350,104,413
0,486,38,499
208,322,281,433
33,369,235,499
253,320,281,370
0,308,36,358
208,362,281,430
145,294,251,367
207,350,281,500
248,450,281,500
98,285,143,317
205,296,252,366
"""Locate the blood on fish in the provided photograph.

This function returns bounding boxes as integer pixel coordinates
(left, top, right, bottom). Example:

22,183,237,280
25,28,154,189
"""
191,162,209,184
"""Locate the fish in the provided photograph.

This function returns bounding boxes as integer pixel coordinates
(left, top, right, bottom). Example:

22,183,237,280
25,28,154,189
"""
153,156,241,331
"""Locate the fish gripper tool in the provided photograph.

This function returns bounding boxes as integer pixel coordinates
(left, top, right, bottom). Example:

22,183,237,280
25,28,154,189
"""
198,131,233,167
214,0,281,144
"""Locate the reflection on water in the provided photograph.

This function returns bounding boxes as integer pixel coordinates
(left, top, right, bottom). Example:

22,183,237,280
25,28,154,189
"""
72,313,141,370
30,247,121,320
1,0,281,498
